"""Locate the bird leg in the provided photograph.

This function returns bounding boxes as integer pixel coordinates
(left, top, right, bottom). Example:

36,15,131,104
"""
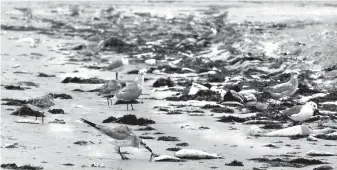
127,103,129,110
117,147,129,160
116,72,118,80
42,112,44,123
107,97,110,105
140,141,158,161
109,98,113,106
130,102,134,110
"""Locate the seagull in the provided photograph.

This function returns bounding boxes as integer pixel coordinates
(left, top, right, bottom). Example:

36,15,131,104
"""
22,94,55,123
99,80,126,105
263,72,299,99
80,118,156,160
102,56,129,80
282,101,319,123
115,69,146,110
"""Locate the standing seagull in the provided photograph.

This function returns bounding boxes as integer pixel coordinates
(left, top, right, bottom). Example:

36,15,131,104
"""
282,101,319,123
99,80,126,105
115,69,146,110
80,118,156,160
102,56,129,80
23,94,55,123
263,72,299,99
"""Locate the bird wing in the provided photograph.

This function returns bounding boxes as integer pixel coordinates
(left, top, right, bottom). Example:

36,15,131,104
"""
99,80,123,95
282,105,303,117
97,125,132,140
105,59,123,71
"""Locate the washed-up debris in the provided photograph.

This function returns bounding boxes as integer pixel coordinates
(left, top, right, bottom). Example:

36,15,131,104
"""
153,155,186,162
73,140,95,145
313,165,334,170
48,109,65,114
225,160,244,166
61,77,107,84
263,144,279,148
167,147,181,151
248,125,334,137
176,142,189,147
62,163,74,166
15,119,41,124
153,77,175,87
166,90,221,102
1,163,43,170
11,105,43,117
188,83,209,95
218,115,248,123
175,149,222,159
223,90,245,103
1,143,22,149
135,126,156,131
91,163,105,168
166,110,183,115
1,98,29,106
158,136,179,141
4,85,26,90
18,81,39,87
139,136,155,140
315,132,337,140
102,114,155,125
48,118,66,124
52,93,72,99
249,157,328,168
306,150,336,156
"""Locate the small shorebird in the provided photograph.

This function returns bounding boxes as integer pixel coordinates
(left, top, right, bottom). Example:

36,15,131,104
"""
263,72,299,99
102,56,129,80
99,80,126,105
115,69,146,110
23,94,55,123
80,118,156,160
282,101,319,123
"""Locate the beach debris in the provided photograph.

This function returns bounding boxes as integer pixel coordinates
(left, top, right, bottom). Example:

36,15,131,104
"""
1,98,29,106
167,147,181,151
249,157,328,168
176,142,189,147
153,77,175,87
11,105,43,117
61,77,106,84
1,143,23,149
52,93,72,99
248,125,334,137
188,83,209,95
62,163,74,166
153,155,186,162
48,118,66,124
175,149,222,159
135,126,156,131
1,163,43,170
158,136,179,141
314,132,337,140
15,119,42,124
222,90,245,104
48,109,65,114
102,114,155,125
225,160,244,166
306,150,336,156
4,85,26,90
91,163,105,168
73,140,95,146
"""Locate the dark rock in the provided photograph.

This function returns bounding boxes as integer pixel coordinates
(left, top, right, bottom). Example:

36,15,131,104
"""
139,136,155,139
313,165,334,170
289,134,308,140
210,107,235,113
61,77,107,84
261,123,283,129
48,109,65,114
62,163,75,166
72,89,85,92
166,147,181,151
225,160,244,166
51,93,72,99
11,105,44,117
153,77,175,87
73,141,94,145
37,73,56,77
135,126,156,131
157,136,179,141
315,133,337,140
4,85,25,90
263,144,279,148
1,98,29,106
201,104,222,109
217,115,248,123
176,142,189,147
223,90,245,103
199,126,210,129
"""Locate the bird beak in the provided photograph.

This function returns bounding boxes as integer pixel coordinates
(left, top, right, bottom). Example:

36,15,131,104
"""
313,109,320,116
